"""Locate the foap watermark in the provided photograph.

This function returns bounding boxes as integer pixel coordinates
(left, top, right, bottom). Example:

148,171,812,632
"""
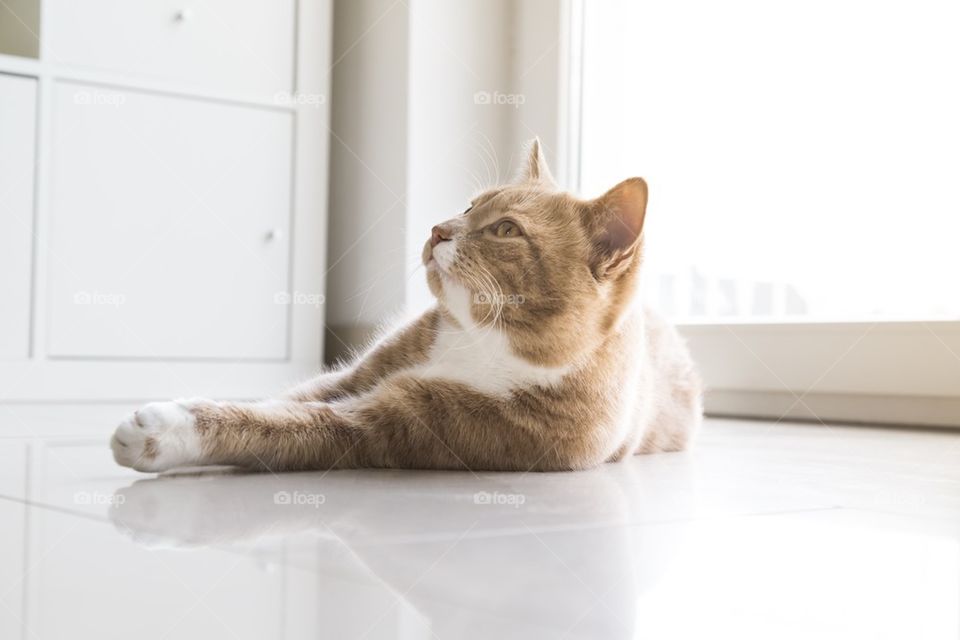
74,491,125,506
273,91,326,108
73,89,126,108
474,292,525,306
473,90,525,109
74,291,126,307
473,490,526,508
274,291,325,307
273,490,326,508
873,490,926,511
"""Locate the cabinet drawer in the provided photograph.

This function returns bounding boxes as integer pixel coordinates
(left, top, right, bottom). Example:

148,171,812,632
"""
47,82,293,360
0,73,36,360
44,0,295,95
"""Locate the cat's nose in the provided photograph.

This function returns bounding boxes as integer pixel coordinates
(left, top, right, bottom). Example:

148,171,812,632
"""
430,224,452,248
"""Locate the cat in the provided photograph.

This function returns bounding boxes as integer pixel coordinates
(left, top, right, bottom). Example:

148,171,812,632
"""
111,139,702,473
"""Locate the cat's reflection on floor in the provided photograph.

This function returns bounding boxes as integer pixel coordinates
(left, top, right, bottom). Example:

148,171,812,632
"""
110,465,686,638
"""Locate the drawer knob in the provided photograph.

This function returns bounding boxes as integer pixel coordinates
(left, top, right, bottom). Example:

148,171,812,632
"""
265,228,283,242
174,8,193,22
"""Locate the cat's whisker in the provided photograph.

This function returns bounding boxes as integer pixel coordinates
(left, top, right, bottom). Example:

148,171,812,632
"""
442,265,506,351
473,133,498,190
465,268,498,328
474,130,501,186
466,167,486,194
474,261,505,329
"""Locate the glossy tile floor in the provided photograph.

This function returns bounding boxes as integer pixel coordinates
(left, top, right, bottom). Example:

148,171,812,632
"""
1,407,958,639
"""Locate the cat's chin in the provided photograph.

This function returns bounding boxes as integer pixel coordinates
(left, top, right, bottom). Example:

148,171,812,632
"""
425,259,449,302
426,257,451,277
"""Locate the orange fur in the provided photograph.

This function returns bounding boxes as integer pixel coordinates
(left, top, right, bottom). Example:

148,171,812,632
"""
111,139,702,473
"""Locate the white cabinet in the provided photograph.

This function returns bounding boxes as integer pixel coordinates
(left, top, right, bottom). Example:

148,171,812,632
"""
0,1,331,400
47,83,292,360
0,73,36,360
44,0,296,95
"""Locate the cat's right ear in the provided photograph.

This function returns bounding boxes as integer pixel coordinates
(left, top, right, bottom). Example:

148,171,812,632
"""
517,138,558,189
582,178,648,278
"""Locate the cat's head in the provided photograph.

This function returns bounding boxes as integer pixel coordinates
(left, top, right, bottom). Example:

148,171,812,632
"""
423,139,648,365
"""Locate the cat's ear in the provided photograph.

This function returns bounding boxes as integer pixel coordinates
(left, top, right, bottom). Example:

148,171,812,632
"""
517,138,558,189
583,178,648,278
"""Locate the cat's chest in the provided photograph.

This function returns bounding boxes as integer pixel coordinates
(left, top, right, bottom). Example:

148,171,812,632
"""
412,322,569,396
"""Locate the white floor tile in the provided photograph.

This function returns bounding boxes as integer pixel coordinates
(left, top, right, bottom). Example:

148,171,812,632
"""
0,416,957,639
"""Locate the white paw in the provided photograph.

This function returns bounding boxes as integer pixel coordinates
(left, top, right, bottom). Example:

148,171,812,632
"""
111,400,206,472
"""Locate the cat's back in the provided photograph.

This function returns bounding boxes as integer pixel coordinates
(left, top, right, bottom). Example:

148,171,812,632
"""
631,306,703,453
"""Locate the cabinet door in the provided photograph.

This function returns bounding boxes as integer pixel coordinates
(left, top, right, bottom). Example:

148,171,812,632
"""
0,73,36,360
44,0,295,95
47,82,293,360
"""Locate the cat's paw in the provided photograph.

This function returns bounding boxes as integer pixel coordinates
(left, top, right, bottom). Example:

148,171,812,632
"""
111,400,207,472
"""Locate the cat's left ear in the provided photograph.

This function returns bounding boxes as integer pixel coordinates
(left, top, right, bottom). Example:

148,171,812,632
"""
517,138,558,189
583,177,648,278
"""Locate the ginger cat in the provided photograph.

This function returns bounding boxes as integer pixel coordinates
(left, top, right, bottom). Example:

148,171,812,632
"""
111,140,702,473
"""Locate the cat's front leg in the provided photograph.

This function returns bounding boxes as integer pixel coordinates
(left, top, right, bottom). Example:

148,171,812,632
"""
112,399,369,472
111,399,212,472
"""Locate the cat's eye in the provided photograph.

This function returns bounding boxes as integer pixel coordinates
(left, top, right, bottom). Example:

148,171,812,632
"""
491,219,523,238
462,205,473,216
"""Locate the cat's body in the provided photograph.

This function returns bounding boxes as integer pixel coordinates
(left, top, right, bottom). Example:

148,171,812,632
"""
112,140,701,473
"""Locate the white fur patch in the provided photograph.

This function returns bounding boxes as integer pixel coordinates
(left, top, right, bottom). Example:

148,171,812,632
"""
111,399,205,472
439,273,475,329
416,281,569,395
431,239,458,274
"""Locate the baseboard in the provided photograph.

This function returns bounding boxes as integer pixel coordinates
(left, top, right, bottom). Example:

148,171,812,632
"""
706,389,960,429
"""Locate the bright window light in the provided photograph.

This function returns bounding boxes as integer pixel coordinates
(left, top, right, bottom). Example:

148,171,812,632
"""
580,0,960,322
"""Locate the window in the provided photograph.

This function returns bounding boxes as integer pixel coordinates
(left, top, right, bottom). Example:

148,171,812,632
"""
576,0,960,425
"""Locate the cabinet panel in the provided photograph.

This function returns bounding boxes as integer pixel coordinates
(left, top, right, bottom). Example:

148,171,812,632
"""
0,73,36,360
47,82,293,360
44,0,295,95
0,443,27,638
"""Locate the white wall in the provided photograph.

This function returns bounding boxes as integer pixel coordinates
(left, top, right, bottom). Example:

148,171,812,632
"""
326,0,410,348
405,0,517,313
326,0,572,359
510,0,576,187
